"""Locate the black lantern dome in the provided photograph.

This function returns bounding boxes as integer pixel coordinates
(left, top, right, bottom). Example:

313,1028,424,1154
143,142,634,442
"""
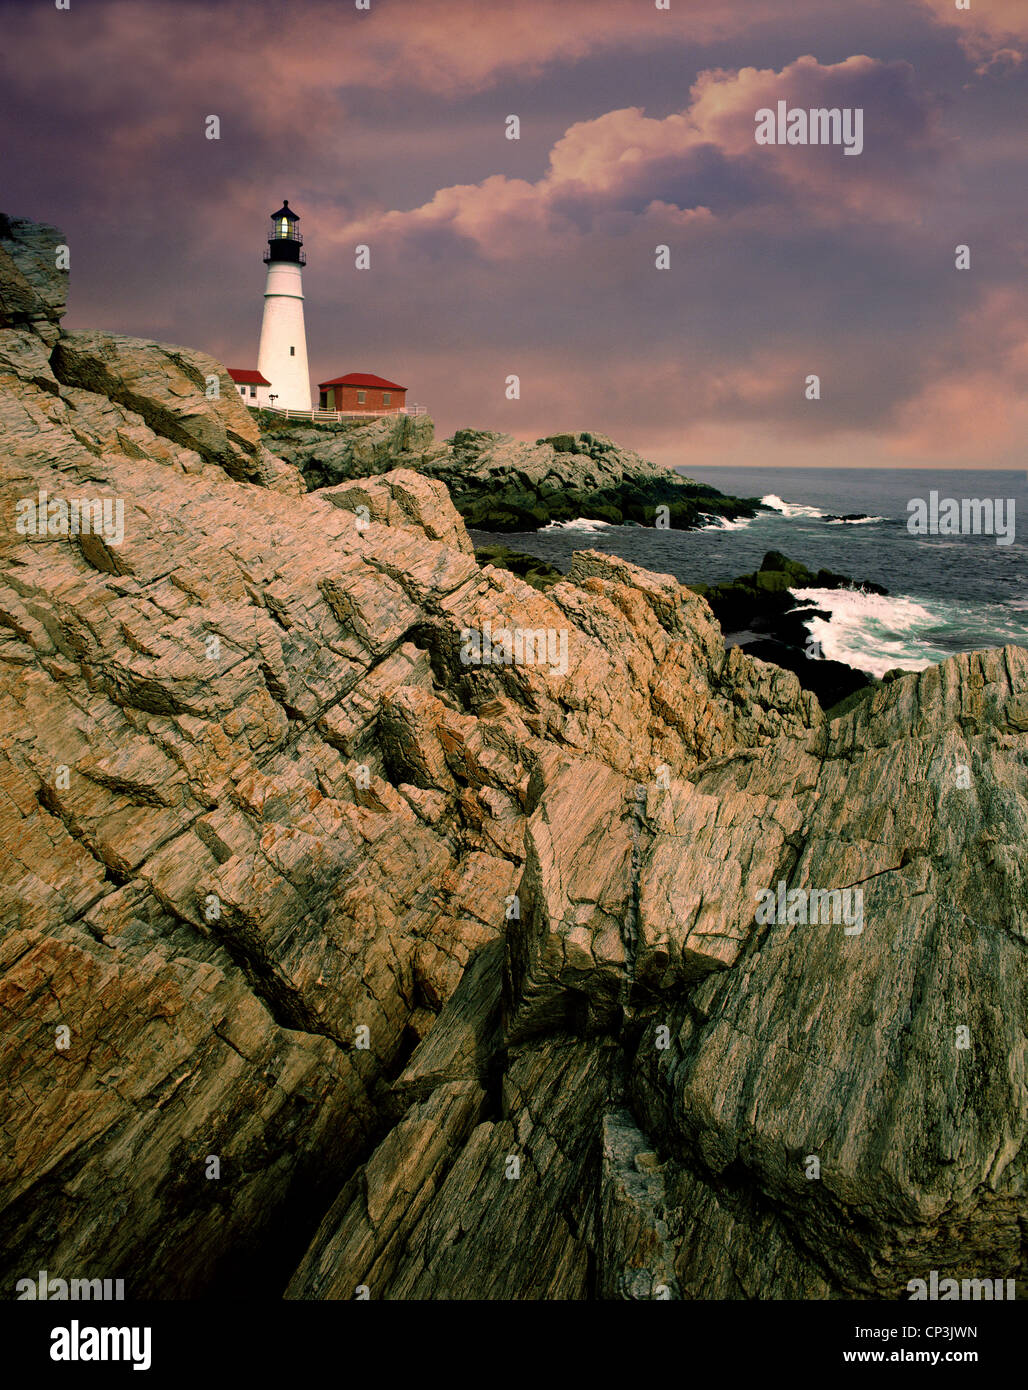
264,199,306,265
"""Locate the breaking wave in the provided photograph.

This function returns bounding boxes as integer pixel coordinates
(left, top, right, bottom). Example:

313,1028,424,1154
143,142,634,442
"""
541,517,616,532
696,514,754,531
790,587,953,678
760,493,827,519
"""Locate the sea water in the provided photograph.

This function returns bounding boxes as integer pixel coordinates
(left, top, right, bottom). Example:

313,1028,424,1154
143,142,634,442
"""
470,467,1028,677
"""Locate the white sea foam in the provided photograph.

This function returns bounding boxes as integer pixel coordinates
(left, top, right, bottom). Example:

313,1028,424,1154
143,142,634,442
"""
541,517,615,532
760,493,827,519
790,587,950,678
697,513,753,531
826,515,884,525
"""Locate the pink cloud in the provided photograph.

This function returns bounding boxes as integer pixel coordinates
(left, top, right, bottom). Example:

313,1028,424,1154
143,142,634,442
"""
334,54,946,260
0,0,826,113
7,2,1023,471
917,0,1026,69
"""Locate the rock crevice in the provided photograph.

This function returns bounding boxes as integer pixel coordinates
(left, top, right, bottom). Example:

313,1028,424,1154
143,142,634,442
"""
2,213,1025,1300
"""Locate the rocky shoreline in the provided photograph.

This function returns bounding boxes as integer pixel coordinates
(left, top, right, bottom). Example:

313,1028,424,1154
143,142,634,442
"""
261,415,763,532
473,544,883,712
2,212,1026,1302
263,414,890,710
689,550,886,711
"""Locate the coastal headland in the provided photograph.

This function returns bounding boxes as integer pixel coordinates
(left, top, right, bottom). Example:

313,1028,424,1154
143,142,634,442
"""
2,212,1026,1302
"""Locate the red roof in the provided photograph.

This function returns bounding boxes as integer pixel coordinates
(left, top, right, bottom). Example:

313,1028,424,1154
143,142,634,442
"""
227,368,270,385
318,372,406,390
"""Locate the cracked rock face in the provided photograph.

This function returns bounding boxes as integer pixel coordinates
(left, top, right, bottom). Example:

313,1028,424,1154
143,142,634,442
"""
2,214,1026,1300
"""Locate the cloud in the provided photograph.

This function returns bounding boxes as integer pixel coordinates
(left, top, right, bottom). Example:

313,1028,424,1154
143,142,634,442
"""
0,0,797,111
335,55,947,262
302,53,1020,469
887,286,1028,458
917,0,1026,69
3,2,1025,470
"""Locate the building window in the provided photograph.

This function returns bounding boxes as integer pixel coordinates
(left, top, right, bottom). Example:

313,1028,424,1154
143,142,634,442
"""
382,393,391,405
280,219,289,236
250,386,257,398
290,346,295,356
357,390,366,404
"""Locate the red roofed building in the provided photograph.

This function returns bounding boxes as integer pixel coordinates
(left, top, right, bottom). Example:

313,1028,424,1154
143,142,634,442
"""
227,368,271,407
318,372,407,413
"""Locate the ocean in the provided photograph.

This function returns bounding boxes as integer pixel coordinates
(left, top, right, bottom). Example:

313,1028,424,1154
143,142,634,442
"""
470,466,1028,679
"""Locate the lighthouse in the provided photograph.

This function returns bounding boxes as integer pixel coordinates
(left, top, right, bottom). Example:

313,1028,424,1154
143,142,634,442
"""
256,200,311,411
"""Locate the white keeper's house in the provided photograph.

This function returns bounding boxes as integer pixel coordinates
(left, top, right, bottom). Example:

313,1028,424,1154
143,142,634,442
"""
227,367,271,407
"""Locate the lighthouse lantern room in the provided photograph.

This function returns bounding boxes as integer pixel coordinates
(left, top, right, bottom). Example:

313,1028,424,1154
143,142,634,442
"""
256,199,312,411
264,201,306,265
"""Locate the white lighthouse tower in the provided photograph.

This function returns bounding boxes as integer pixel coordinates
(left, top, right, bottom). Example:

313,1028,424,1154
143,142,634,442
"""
256,200,311,411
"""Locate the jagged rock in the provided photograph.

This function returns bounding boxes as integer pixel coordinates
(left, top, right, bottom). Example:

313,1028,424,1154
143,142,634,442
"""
261,412,435,490
288,646,1027,1301
264,417,761,533
391,937,504,1108
51,331,300,490
600,1110,682,1299
284,1080,490,1300
506,758,635,1041
320,467,473,556
287,1035,619,1300
0,215,67,346
0,909,373,1298
2,211,1025,1303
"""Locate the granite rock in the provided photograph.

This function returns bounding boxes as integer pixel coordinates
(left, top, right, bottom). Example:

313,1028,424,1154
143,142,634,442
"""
3,212,1025,1302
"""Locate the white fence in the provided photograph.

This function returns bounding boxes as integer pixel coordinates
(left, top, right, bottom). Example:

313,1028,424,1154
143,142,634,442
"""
254,404,428,422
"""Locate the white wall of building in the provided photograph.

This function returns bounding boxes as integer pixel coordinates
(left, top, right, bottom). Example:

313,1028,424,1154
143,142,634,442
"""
234,382,272,408
256,262,312,410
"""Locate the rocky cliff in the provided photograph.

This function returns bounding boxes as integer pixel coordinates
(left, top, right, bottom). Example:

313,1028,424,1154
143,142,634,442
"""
261,415,761,532
2,214,1026,1300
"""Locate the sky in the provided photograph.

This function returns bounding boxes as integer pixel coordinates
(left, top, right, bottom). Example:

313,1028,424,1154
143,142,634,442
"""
2,0,1026,470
